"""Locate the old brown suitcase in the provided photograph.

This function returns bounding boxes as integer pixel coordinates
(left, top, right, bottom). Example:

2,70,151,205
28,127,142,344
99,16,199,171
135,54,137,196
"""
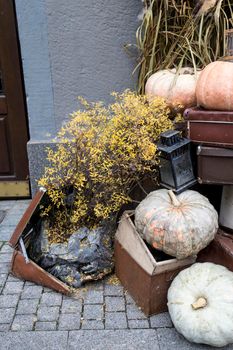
114,211,196,316
184,108,233,148
8,188,70,295
197,146,233,185
197,230,233,272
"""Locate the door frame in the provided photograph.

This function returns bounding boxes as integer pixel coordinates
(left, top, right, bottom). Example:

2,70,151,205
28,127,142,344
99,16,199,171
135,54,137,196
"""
0,0,30,197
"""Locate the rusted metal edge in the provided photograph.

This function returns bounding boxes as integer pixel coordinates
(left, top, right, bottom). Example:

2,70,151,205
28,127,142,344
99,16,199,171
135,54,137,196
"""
9,188,46,248
10,250,70,294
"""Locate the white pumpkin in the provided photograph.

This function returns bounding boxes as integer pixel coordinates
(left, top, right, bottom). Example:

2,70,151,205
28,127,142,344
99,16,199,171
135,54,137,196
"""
134,189,218,259
145,67,201,109
168,263,233,347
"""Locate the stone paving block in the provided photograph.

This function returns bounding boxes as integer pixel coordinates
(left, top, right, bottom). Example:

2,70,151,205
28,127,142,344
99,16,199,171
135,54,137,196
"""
11,314,36,331
0,331,69,350
3,281,24,295
40,292,62,306
126,304,147,320
37,306,60,322
0,324,10,331
156,328,209,350
0,273,7,287
0,262,11,273
81,320,104,330
58,314,81,330
104,284,124,296
24,281,36,287
68,330,160,350
21,285,43,299
0,294,19,308
7,275,22,282
35,321,57,331
128,319,150,329
43,287,54,292
83,304,103,320
0,253,12,263
0,244,13,253
0,200,17,211
11,200,30,210
1,214,23,227
150,312,173,328
85,281,104,291
61,298,82,313
0,308,15,324
105,296,125,312
105,312,127,329
0,226,15,241
16,299,39,315
84,290,103,304
125,291,135,304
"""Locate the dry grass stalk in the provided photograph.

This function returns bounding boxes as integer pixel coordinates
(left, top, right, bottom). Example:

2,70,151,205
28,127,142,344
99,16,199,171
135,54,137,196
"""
136,0,233,93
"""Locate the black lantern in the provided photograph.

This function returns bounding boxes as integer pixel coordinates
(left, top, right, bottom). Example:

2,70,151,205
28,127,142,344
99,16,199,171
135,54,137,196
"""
158,130,196,193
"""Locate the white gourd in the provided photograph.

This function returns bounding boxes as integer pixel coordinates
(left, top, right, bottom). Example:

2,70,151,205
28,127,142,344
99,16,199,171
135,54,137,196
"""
168,263,233,347
145,67,201,109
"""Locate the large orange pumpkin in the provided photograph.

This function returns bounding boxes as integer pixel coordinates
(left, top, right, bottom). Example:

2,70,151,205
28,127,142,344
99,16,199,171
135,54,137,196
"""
196,61,233,110
134,189,218,259
145,67,201,109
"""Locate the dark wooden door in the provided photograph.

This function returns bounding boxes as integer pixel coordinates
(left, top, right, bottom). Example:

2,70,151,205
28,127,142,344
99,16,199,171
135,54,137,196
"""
0,0,30,197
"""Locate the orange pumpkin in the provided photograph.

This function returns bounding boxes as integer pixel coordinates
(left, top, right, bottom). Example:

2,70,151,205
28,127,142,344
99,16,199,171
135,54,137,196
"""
134,189,218,259
196,61,233,110
145,67,201,110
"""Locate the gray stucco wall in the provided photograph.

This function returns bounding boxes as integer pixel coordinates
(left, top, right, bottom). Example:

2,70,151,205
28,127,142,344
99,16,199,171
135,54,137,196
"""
15,0,142,194
16,0,142,139
15,0,57,140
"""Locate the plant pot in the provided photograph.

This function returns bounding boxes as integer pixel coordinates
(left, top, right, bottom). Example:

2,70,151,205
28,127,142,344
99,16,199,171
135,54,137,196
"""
9,188,114,292
9,188,70,294
114,211,196,316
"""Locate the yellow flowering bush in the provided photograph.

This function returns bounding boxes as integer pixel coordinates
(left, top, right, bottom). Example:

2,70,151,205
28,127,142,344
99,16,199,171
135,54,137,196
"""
39,90,173,242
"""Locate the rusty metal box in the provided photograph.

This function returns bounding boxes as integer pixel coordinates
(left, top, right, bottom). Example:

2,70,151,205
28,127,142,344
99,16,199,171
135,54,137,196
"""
184,108,233,148
197,146,233,185
8,188,70,295
114,211,196,316
197,230,233,272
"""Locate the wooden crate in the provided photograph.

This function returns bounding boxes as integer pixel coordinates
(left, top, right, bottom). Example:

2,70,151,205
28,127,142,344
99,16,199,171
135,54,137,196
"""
114,211,196,316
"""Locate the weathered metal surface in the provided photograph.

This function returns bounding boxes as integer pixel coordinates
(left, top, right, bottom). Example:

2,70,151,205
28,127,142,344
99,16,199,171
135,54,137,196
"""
115,212,195,316
197,230,233,272
184,108,233,148
158,130,196,193
197,146,233,185
10,250,70,294
9,188,47,248
8,188,70,294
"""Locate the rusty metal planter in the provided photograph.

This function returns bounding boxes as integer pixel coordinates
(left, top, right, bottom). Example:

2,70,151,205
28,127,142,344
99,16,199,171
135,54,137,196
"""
184,108,233,148
114,211,196,316
197,146,233,185
8,188,70,295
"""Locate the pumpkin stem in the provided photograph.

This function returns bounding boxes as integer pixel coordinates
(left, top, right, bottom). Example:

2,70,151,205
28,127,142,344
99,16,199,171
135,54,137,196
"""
191,297,207,310
168,190,180,207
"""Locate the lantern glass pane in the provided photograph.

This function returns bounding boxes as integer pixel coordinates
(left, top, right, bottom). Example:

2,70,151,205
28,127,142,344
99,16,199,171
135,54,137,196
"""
173,153,195,187
159,158,175,187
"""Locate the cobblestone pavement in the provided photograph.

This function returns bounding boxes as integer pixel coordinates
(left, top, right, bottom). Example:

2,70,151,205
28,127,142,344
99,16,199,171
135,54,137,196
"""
0,199,232,349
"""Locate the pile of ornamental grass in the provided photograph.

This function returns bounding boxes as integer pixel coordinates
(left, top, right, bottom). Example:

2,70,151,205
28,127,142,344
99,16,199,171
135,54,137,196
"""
136,0,233,93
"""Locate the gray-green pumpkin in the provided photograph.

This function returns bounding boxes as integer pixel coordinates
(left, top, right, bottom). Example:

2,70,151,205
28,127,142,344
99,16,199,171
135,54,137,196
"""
134,189,218,259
